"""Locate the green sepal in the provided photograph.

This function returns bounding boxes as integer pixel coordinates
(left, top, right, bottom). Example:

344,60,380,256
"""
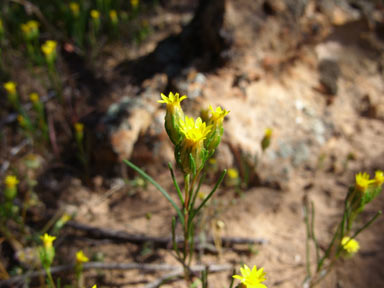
189,153,196,177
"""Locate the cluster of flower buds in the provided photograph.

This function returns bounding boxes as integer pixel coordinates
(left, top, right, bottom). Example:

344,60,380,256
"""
21,20,39,41
41,40,57,65
158,92,228,175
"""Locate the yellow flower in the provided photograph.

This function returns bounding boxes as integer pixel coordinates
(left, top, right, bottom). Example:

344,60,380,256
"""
41,40,57,57
233,264,267,288
4,81,16,95
209,105,229,126
109,10,118,23
74,122,84,133
131,0,139,8
5,175,19,189
92,285,97,288
158,92,187,113
69,2,80,16
29,92,39,104
40,233,56,248
158,92,187,145
374,170,384,187
17,115,27,127
355,172,374,192
341,236,360,254
76,250,89,264
21,20,39,39
227,168,239,179
90,10,100,19
179,116,212,146
264,128,272,138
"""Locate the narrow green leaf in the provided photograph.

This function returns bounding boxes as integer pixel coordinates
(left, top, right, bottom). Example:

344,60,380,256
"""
123,159,184,225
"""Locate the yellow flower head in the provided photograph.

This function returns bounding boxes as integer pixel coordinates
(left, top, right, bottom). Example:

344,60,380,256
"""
233,264,267,288
179,116,212,145
69,2,80,16
41,40,57,57
40,233,56,248
90,10,100,19
76,250,89,264
74,122,84,133
227,168,239,179
109,10,118,23
341,236,360,254
17,115,27,127
131,0,139,8
92,285,97,288
209,105,229,126
21,20,39,38
29,92,39,104
264,128,272,138
158,92,187,113
355,172,374,192
5,175,19,189
4,81,16,95
374,170,384,187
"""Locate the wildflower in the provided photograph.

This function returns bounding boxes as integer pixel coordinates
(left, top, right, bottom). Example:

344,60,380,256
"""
69,2,80,17
355,172,374,192
76,250,89,264
228,168,239,179
74,122,84,133
131,0,139,9
17,115,27,128
177,116,212,174
90,10,100,19
109,10,118,24
29,92,39,104
233,264,267,288
205,105,229,153
74,122,84,143
41,40,57,64
5,175,19,189
209,105,229,126
180,116,211,145
341,236,360,255
374,170,384,187
158,92,187,145
39,233,56,269
40,233,56,248
21,20,39,40
4,81,16,95
41,40,57,57
261,128,273,151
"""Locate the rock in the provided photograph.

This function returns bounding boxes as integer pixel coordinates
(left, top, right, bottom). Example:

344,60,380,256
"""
318,59,340,95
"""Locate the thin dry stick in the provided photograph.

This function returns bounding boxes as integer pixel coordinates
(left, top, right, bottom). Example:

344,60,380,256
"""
0,262,232,287
66,221,267,248
0,262,179,286
145,263,233,288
